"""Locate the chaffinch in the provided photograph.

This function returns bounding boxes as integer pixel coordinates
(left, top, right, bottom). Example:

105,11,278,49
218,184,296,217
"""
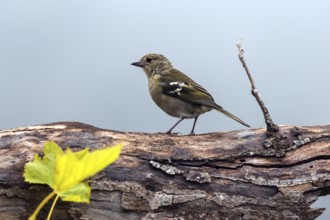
132,53,250,134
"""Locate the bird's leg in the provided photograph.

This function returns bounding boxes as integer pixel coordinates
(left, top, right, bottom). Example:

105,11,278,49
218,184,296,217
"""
189,117,199,135
166,117,185,134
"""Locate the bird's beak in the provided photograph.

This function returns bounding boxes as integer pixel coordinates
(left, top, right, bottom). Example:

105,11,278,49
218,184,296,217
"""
131,61,146,67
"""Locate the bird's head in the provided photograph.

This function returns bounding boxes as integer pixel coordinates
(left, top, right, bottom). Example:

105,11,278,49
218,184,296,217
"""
131,53,173,77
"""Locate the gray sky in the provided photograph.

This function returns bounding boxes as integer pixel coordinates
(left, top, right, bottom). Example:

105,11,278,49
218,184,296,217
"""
0,0,329,217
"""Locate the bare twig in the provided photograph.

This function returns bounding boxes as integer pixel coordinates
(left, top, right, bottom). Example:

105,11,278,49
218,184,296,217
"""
236,38,279,132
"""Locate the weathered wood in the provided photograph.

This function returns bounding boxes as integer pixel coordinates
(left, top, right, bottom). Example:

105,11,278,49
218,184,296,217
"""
0,122,329,219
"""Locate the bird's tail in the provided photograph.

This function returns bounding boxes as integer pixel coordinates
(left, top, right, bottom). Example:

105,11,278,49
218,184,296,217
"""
215,106,250,128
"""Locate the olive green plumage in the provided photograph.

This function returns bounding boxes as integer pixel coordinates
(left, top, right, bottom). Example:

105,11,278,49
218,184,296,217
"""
132,53,250,134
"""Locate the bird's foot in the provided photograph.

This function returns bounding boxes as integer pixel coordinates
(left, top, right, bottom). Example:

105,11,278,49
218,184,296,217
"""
165,131,182,136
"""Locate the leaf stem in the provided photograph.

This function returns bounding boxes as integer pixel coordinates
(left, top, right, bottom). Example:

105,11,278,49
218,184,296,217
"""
29,191,56,220
47,194,60,220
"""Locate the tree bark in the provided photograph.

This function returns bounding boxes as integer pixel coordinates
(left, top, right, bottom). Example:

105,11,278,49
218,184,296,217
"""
0,122,329,220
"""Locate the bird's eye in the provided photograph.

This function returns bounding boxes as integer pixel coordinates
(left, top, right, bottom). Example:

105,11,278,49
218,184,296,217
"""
146,57,152,62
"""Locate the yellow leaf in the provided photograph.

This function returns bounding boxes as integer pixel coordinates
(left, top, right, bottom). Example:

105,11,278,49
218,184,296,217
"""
24,141,63,187
24,141,121,220
59,182,91,203
54,144,121,193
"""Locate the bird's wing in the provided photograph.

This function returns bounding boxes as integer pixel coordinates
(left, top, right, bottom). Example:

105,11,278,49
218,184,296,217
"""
160,68,222,109
160,69,250,127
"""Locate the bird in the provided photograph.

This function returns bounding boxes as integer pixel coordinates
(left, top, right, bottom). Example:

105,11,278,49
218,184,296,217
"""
131,53,250,135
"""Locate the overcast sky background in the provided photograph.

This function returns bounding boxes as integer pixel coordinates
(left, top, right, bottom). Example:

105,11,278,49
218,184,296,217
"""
0,0,329,218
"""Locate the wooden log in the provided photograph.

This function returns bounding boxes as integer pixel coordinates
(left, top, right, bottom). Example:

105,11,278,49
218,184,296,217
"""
0,122,329,219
